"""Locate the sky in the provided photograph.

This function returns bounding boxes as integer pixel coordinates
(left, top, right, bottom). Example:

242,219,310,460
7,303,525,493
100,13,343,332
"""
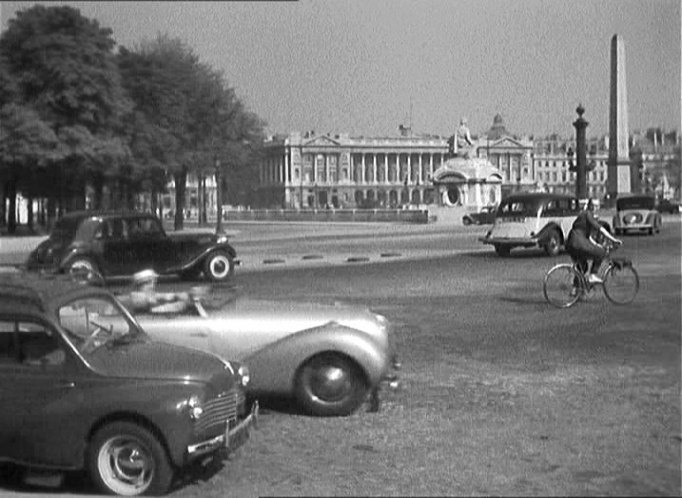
2,0,680,140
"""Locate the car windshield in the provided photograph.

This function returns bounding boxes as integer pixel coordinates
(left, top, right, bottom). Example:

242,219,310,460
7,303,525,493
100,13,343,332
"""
58,296,144,359
617,196,655,210
497,198,543,217
50,217,82,241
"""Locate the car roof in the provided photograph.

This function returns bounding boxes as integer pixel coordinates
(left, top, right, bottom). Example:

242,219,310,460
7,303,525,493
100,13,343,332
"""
502,192,576,202
59,210,157,221
0,272,111,315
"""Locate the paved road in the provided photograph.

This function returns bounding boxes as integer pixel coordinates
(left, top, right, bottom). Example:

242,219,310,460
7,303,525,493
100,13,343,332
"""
0,220,493,274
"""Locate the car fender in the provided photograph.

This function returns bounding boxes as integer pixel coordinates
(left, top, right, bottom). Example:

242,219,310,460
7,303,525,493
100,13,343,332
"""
58,245,104,273
171,243,237,273
535,222,564,245
242,322,389,396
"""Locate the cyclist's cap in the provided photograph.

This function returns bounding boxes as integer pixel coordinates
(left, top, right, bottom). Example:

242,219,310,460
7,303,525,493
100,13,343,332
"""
133,269,158,285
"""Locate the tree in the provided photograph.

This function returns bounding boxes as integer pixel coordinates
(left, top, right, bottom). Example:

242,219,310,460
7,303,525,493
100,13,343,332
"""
0,5,131,224
118,35,265,230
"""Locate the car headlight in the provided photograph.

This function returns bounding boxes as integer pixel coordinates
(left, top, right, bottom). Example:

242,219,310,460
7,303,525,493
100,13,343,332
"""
187,395,204,420
238,364,250,387
216,234,229,244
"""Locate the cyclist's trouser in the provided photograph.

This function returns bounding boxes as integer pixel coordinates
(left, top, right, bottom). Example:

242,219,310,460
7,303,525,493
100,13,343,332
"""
566,230,606,274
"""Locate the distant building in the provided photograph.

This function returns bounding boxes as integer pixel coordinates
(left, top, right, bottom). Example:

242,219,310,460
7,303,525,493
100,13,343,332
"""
257,131,451,209
254,118,680,210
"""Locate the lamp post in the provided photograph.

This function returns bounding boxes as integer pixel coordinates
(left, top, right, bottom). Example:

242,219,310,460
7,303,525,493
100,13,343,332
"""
214,156,223,234
572,104,589,200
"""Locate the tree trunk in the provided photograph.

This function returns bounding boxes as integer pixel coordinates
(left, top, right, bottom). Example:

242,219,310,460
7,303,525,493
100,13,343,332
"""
27,195,34,230
6,174,17,234
173,168,187,231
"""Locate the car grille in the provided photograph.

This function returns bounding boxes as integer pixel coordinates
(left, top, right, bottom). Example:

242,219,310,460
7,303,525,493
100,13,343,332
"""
194,387,245,434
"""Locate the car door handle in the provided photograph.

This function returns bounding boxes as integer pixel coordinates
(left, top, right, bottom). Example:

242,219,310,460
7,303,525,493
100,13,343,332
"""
56,381,75,388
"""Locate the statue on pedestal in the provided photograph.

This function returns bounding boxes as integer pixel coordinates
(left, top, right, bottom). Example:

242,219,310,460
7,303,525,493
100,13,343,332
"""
455,117,474,158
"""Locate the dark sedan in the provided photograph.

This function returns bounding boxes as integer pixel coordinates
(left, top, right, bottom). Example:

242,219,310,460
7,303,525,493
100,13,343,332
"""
26,211,239,282
462,205,497,226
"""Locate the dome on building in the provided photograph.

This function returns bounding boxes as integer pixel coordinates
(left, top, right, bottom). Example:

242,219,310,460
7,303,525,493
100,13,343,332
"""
487,114,510,140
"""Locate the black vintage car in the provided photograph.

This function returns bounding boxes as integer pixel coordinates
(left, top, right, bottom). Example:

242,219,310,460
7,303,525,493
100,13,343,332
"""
0,272,257,495
26,211,238,282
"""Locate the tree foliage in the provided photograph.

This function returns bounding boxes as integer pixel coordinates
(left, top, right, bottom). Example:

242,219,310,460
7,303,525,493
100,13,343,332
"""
1,7,265,231
0,5,131,229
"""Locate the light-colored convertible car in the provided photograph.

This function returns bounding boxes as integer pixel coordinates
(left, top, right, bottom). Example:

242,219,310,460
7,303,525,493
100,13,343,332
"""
132,292,400,417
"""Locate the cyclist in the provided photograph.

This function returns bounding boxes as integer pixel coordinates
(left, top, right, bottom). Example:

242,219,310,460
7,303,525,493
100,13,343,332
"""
565,199,622,284
120,269,191,313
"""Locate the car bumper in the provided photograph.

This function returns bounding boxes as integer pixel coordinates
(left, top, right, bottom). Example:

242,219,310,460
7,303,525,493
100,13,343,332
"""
381,354,401,390
478,236,537,248
186,400,259,459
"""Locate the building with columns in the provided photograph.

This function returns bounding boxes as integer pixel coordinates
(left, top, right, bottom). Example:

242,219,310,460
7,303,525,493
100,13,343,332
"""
257,131,452,209
252,116,679,211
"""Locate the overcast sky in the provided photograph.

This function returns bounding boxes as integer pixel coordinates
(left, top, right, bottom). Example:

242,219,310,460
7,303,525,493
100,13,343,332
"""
2,0,680,139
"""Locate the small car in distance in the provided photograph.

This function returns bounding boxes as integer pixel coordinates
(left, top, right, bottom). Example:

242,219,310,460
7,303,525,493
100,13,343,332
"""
26,211,238,282
0,272,257,496
130,289,401,417
657,198,680,214
612,194,662,235
462,205,497,225
479,192,581,257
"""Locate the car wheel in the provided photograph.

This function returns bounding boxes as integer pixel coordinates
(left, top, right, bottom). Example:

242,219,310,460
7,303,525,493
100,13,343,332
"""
87,421,173,496
494,244,511,257
294,353,369,417
67,257,104,285
543,230,561,257
203,251,234,282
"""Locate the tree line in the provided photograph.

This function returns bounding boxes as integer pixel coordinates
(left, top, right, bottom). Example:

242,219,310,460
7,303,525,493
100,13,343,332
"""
0,5,265,234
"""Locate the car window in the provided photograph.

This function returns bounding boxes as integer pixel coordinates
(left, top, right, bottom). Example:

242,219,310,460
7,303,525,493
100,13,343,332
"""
97,219,127,241
58,296,143,358
498,198,541,217
617,196,655,210
127,217,163,239
0,319,65,367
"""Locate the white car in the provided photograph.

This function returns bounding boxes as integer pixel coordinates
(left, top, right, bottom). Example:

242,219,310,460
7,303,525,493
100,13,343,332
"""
479,192,581,257
612,194,662,235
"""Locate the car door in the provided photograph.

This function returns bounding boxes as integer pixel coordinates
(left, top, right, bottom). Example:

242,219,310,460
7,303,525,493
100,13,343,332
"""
99,218,133,276
0,317,84,467
142,216,177,272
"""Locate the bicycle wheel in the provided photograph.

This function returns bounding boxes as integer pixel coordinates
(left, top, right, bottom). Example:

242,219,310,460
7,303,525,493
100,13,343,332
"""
603,263,639,305
543,264,582,308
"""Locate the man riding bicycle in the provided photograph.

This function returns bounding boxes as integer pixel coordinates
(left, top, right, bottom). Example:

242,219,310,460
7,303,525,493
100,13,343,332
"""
565,199,622,284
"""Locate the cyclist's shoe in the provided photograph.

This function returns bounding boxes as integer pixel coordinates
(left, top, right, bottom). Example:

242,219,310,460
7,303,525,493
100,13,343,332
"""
569,287,580,297
587,274,603,285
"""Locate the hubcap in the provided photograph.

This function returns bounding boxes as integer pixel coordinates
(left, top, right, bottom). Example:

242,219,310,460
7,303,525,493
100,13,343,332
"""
309,364,351,403
98,437,153,495
209,256,230,278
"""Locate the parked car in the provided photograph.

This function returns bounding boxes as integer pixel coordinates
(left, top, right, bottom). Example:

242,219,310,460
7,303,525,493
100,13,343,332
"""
612,194,662,235
128,288,401,417
462,205,497,225
657,198,680,214
479,192,581,256
0,272,257,496
26,211,238,282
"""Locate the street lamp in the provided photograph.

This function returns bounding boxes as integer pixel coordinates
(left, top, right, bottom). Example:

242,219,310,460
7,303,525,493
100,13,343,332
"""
214,155,223,234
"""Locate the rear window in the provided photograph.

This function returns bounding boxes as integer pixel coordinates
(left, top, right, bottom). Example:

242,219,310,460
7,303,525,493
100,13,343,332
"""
497,198,543,217
617,196,655,211
498,196,578,218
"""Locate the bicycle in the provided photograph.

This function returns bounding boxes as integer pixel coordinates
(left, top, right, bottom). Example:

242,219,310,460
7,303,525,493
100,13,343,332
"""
543,239,639,308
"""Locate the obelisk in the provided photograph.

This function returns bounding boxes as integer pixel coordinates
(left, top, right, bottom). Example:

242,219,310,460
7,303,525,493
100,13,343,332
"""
607,34,631,198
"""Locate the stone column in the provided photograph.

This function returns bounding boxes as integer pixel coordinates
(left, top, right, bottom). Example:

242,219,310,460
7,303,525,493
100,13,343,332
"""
607,34,631,198
373,154,377,184
384,154,389,183
361,153,366,184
